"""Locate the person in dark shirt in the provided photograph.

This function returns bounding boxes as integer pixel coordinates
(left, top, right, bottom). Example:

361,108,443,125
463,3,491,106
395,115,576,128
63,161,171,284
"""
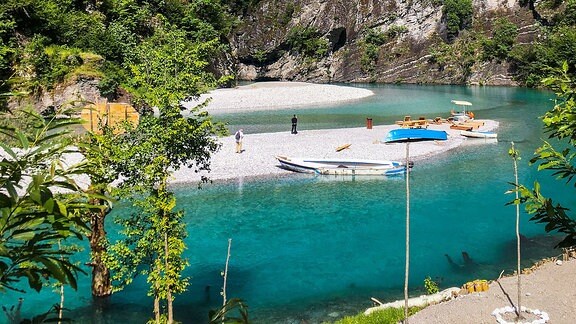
291,115,298,134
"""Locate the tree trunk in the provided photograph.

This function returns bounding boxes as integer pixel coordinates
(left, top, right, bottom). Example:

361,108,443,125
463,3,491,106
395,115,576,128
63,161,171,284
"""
165,231,174,323
89,201,112,297
154,293,160,323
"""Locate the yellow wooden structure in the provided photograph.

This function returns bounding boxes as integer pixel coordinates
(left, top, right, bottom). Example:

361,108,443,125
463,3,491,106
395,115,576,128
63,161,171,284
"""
81,102,139,133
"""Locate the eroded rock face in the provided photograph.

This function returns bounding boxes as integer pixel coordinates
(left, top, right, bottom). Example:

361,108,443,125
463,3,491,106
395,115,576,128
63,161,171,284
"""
231,0,537,85
9,78,108,113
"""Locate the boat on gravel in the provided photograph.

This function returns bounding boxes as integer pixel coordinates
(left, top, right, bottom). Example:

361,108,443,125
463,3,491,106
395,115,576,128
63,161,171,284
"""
460,130,498,139
275,156,410,176
384,128,448,143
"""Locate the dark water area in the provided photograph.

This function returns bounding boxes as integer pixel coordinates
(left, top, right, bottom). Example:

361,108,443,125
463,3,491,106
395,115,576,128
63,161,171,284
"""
2,84,571,324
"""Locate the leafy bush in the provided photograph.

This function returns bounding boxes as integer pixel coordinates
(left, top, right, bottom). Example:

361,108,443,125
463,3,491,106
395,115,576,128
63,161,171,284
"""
509,26,576,86
360,29,388,73
443,0,473,42
481,18,518,61
364,29,388,47
286,26,329,59
424,276,440,294
387,25,408,39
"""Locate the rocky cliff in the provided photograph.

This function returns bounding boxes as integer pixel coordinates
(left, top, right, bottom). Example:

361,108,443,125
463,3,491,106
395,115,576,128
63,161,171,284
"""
230,0,541,85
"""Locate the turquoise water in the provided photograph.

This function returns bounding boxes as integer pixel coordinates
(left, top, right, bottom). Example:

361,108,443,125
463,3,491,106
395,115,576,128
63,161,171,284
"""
2,84,571,324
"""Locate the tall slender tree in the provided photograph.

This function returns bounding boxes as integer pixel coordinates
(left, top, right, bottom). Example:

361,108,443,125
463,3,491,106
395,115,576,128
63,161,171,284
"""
102,21,225,323
508,142,523,319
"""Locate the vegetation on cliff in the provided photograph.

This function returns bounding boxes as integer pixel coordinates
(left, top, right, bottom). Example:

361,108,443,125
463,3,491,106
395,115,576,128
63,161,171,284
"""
0,0,240,108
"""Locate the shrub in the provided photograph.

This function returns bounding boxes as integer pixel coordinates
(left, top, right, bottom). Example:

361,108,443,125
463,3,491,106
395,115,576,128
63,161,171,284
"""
286,26,329,59
424,276,440,294
481,18,518,61
443,0,473,42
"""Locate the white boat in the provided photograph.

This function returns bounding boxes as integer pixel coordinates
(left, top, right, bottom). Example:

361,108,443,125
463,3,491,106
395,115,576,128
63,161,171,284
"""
460,130,497,139
275,156,409,176
450,100,474,122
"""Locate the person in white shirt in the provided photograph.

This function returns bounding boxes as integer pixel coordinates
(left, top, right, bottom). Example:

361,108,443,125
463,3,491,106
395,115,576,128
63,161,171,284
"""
234,129,244,153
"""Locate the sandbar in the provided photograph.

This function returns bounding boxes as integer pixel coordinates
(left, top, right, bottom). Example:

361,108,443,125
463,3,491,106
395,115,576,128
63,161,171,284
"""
171,120,498,184
188,81,375,113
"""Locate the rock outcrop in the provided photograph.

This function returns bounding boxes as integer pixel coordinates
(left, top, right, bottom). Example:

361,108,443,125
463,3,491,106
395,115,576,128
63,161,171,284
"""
230,0,541,85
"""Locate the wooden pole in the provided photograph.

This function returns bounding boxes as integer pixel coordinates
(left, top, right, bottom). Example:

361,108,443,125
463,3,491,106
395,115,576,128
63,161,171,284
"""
512,142,523,319
404,142,410,323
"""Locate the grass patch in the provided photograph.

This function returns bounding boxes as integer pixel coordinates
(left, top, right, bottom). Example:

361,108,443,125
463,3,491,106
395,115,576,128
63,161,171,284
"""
329,306,423,324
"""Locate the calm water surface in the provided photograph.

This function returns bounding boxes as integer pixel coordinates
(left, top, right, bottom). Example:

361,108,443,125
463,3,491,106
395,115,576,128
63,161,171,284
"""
3,84,571,323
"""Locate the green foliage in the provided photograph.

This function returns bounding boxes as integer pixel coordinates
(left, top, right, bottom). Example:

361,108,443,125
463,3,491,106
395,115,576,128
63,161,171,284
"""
126,21,221,108
510,24,576,87
3,298,72,323
513,62,576,248
481,18,518,61
0,106,100,293
359,25,408,73
104,105,222,319
360,29,387,74
364,29,388,47
424,276,439,294
99,32,223,318
209,298,249,323
331,306,423,324
443,0,473,42
429,31,479,81
286,26,329,59
1,0,235,98
557,0,576,26
386,25,408,39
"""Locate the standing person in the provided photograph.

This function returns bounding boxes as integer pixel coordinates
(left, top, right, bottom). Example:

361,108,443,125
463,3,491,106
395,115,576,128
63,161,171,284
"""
234,128,244,153
291,114,298,134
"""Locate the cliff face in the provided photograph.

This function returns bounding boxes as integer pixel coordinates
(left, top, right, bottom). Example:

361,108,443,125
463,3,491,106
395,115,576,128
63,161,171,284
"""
231,0,540,85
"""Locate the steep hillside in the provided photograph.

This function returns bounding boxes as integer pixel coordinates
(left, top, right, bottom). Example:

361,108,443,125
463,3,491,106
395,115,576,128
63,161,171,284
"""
230,0,541,85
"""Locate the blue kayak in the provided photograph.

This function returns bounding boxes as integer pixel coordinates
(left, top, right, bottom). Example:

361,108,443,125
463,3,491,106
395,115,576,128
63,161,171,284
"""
384,128,448,143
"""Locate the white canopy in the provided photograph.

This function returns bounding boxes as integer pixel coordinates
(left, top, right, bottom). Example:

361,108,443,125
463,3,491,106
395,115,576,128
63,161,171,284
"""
451,100,473,106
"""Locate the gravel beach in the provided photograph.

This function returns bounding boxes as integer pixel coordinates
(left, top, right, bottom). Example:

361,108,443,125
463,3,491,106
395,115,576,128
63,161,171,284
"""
170,120,498,184
175,81,498,183
191,81,375,113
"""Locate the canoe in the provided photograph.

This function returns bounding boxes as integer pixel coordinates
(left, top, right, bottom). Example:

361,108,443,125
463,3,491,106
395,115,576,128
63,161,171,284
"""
460,130,498,139
275,156,409,176
384,128,448,143
315,166,406,176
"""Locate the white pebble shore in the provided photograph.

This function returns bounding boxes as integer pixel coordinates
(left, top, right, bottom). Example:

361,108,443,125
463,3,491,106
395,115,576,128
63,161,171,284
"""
171,120,498,184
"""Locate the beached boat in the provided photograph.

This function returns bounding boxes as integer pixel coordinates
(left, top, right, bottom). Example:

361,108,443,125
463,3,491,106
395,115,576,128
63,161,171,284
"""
316,166,406,176
460,130,498,139
275,156,408,176
384,128,448,143
450,100,474,122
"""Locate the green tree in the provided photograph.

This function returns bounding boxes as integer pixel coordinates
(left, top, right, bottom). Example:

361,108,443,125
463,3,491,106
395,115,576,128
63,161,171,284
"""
443,0,473,42
97,18,224,323
125,21,224,108
516,62,576,248
105,105,221,323
482,18,518,61
286,26,329,59
0,107,100,293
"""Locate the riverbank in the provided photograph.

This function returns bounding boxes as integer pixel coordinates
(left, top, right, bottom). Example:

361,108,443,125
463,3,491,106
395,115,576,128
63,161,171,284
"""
408,257,576,323
186,81,375,113
170,120,498,184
